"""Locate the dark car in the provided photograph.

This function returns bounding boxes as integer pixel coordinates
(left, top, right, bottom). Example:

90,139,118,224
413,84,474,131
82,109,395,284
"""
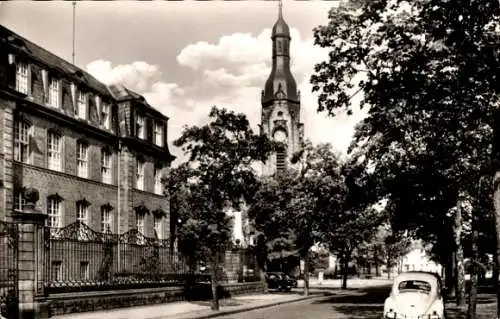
266,272,297,292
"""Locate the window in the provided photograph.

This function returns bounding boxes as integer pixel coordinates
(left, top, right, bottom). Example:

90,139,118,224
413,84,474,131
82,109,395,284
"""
51,261,62,281
154,166,163,195
101,149,112,184
14,192,25,211
154,122,163,146
101,206,112,233
15,62,29,94
47,196,62,230
47,131,62,171
136,114,145,139
80,261,89,281
101,103,111,130
76,202,88,225
77,90,87,119
136,213,145,234
48,78,60,108
14,120,31,163
154,216,162,239
76,141,88,178
136,160,145,190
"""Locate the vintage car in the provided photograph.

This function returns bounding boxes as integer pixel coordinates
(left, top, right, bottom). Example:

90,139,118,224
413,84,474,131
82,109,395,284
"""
383,271,444,319
265,272,297,292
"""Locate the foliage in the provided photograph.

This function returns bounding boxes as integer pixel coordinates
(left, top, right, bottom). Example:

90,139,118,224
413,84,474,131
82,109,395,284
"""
172,106,276,309
311,0,500,303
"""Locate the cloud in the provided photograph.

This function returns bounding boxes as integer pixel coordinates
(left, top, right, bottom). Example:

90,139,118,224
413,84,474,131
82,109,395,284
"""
86,28,367,165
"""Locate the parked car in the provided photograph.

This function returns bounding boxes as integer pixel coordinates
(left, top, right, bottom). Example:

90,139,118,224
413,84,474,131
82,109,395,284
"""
266,272,297,292
383,271,444,319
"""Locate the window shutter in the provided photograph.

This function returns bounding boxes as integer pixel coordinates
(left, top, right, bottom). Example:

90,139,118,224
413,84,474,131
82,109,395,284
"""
162,121,167,149
41,70,49,103
147,117,153,142
58,80,63,108
70,83,77,115
27,64,32,96
95,95,101,124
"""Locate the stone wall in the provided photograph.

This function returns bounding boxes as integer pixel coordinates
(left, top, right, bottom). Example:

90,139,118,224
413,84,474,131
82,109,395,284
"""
46,282,266,316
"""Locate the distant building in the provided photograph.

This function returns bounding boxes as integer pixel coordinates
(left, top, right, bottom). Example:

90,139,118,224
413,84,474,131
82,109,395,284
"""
0,25,176,240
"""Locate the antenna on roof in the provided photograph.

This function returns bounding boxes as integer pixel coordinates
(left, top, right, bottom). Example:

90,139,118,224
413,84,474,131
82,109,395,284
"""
72,1,76,65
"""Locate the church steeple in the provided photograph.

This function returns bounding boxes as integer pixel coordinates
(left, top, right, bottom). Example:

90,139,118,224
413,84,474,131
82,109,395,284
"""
262,0,299,105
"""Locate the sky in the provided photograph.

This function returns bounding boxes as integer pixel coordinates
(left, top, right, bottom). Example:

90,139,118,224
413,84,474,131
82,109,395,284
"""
0,1,367,165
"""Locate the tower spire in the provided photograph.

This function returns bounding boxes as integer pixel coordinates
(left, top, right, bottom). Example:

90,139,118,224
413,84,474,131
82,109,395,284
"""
278,0,283,18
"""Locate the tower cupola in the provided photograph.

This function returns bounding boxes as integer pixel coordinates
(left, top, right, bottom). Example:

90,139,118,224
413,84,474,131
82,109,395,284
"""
262,0,299,105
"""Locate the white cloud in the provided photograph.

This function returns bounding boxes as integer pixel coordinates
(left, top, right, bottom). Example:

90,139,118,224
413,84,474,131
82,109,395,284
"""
86,28,367,165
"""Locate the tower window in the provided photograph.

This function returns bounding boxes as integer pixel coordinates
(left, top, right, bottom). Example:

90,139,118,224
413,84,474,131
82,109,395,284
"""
277,111,283,117
276,149,286,172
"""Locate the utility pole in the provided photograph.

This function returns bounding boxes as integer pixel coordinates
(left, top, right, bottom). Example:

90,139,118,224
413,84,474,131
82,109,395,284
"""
72,1,76,65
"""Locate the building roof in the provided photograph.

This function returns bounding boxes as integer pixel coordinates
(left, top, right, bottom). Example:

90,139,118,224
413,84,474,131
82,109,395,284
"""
107,84,169,120
0,25,111,98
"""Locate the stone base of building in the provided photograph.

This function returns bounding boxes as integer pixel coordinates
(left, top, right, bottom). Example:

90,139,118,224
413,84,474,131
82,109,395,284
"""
45,282,266,316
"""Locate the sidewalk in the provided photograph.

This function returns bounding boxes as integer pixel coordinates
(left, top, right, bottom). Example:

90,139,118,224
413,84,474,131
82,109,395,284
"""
52,292,322,319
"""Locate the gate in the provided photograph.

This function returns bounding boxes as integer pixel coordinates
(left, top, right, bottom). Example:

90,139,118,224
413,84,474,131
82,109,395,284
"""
0,221,18,319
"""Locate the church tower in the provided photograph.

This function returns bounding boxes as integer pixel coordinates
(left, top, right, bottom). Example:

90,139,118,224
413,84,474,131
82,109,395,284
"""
261,1,304,176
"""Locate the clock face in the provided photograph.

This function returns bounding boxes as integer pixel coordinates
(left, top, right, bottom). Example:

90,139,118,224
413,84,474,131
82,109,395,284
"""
274,130,287,142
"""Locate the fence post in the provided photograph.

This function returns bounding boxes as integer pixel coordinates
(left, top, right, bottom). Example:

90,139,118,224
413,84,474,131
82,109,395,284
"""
12,188,49,319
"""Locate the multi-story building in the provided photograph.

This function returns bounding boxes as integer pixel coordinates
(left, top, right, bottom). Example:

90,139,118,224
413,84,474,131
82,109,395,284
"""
0,25,175,239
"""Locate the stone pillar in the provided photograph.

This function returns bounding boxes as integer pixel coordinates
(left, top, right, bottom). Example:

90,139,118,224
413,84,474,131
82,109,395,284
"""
12,188,49,319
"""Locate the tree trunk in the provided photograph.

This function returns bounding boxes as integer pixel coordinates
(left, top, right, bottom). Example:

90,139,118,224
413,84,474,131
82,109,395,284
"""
492,171,500,319
467,211,479,319
445,252,456,299
210,259,220,311
303,251,310,296
341,252,349,290
454,204,466,307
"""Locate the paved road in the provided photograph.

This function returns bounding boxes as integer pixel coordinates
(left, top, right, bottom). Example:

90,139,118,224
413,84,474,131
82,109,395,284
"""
216,285,391,319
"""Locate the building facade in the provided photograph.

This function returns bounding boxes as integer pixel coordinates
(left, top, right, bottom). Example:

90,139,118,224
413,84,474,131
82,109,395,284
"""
260,2,304,176
0,25,175,239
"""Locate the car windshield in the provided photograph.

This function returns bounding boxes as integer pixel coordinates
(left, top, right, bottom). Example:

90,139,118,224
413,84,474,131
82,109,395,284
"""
398,280,432,293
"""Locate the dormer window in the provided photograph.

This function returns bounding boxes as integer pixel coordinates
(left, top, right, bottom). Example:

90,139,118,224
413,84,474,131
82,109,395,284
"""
136,114,145,139
48,78,60,108
154,122,163,146
15,62,30,95
77,90,87,120
101,102,111,130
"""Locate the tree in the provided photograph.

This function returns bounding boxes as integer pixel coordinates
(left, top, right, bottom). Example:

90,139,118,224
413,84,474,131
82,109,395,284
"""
311,0,500,312
290,141,345,295
173,106,276,310
248,176,298,282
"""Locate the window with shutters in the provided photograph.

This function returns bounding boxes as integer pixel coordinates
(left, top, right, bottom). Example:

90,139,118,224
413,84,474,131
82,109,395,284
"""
101,205,113,233
15,62,29,94
47,131,62,172
276,149,286,172
154,122,163,146
14,120,31,163
136,114,145,139
136,160,145,190
47,196,63,232
76,141,88,178
154,166,163,195
14,191,26,211
101,149,112,184
77,90,87,119
48,78,60,108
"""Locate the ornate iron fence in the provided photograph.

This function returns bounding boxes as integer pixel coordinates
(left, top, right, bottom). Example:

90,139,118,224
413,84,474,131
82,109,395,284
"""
45,221,209,294
44,221,261,294
0,221,18,319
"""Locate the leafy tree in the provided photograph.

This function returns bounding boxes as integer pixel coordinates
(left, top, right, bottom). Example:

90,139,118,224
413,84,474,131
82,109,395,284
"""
173,106,276,310
311,0,500,312
289,141,345,295
248,175,298,281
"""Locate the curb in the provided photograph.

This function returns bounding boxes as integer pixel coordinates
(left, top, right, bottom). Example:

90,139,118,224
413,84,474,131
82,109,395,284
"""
168,293,325,319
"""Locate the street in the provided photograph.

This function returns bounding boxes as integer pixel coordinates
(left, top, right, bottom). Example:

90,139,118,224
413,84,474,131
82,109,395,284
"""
216,285,390,319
